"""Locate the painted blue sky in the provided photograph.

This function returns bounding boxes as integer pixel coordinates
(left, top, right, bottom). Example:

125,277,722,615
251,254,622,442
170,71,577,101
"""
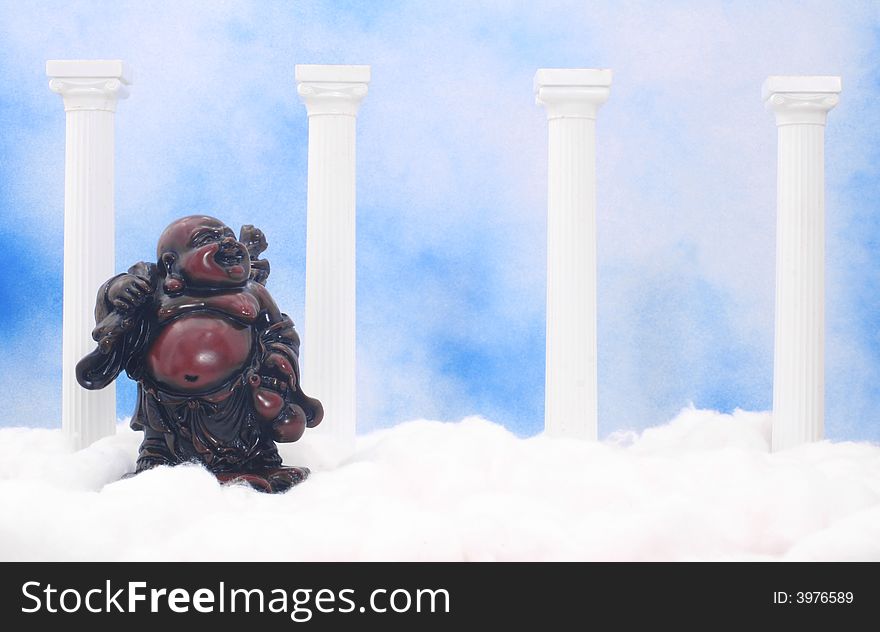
0,1,878,440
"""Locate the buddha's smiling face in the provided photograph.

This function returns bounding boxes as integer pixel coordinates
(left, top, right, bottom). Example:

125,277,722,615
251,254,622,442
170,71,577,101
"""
157,215,251,289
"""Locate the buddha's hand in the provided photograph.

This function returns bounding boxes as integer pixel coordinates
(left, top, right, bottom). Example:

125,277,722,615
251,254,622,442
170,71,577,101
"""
261,352,296,389
106,274,153,314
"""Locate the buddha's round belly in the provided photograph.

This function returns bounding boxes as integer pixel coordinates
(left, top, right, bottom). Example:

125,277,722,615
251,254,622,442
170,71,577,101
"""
146,314,253,393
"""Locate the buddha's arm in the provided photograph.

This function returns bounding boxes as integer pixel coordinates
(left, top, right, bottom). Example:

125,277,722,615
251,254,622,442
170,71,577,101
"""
251,282,323,431
76,262,157,390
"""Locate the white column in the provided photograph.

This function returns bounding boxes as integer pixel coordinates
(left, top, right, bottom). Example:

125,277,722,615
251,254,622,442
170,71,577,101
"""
47,60,131,450
296,64,369,452
764,76,841,451
535,68,611,440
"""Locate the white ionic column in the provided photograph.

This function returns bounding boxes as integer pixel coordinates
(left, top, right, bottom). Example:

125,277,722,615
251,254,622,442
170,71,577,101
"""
764,75,841,451
47,60,131,450
296,64,369,452
535,68,611,440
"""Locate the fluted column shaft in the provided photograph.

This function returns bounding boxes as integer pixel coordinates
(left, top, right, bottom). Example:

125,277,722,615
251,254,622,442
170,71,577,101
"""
296,65,369,453
535,69,611,439
47,60,131,449
764,76,841,451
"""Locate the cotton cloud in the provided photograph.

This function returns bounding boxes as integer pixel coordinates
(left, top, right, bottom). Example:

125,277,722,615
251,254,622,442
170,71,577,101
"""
1,408,878,561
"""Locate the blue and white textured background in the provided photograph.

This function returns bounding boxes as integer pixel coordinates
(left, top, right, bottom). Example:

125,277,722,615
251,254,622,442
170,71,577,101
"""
1,0,878,441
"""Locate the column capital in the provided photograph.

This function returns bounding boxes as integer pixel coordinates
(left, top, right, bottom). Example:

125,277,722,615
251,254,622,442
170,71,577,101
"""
762,75,841,126
296,64,370,117
47,60,131,112
534,68,612,120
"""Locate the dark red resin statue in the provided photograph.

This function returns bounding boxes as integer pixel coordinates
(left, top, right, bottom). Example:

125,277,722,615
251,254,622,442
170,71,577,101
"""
77,215,323,492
